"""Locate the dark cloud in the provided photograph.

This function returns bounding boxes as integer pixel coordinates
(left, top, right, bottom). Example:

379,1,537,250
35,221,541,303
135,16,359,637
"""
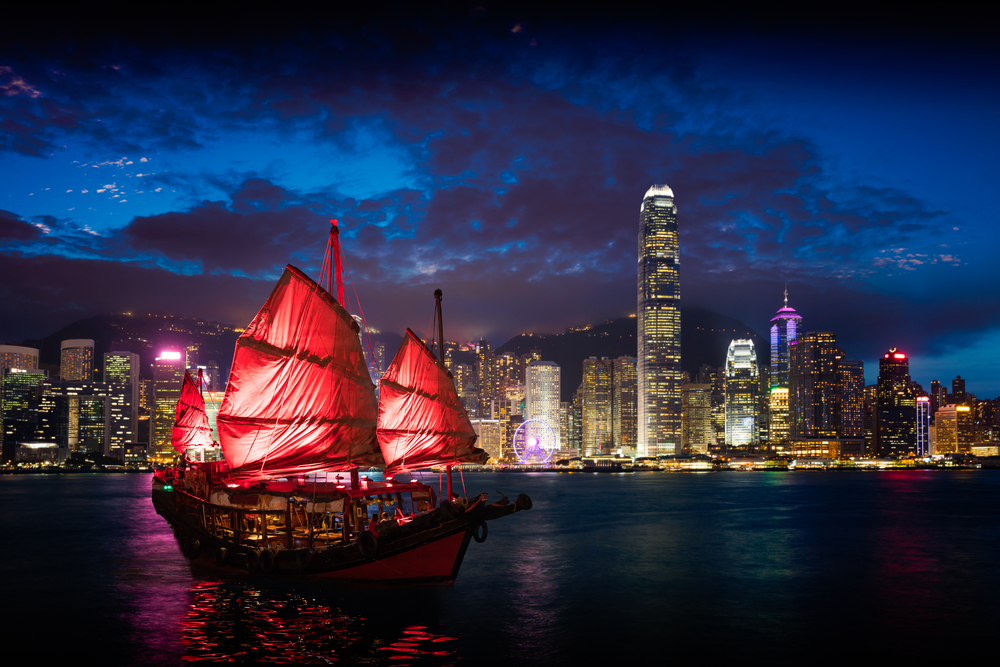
1,6,997,394
0,210,42,242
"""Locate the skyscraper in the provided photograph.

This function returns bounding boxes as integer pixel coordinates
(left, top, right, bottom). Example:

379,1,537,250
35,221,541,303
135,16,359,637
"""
681,383,713,454
725,339,758,448
637,184,681,457
788,332,840,438
152,349,187,461
875,348,916,456
916,396,930,456
60,339,95,451
104,351,140,459
769,288,802,389
612,356,637,455
525,361,561,452
582,357,613,456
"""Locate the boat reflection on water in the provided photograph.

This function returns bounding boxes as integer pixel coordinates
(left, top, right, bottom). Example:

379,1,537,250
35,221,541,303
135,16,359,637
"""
181,580,460,664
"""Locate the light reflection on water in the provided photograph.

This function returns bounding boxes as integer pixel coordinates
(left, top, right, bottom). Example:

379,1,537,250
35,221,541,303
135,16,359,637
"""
3,471,1000,665
179,581,459,664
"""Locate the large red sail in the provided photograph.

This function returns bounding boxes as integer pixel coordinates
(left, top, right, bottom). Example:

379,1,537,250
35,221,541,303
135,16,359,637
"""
218,265,382,480
172,371,215,454
378,329,488,473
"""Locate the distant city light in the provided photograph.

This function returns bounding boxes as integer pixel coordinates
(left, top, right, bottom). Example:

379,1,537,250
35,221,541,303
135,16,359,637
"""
160,351,181,360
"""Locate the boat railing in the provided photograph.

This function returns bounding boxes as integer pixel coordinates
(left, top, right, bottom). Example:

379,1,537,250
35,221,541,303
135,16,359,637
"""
169,485,350,551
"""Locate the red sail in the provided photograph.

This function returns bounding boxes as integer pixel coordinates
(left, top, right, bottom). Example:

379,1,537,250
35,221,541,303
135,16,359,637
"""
172,371,215,454
378,329,488,473
218,265,382,480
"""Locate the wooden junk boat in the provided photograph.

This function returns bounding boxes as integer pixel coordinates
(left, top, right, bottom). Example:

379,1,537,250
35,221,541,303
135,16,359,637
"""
151,221,531,582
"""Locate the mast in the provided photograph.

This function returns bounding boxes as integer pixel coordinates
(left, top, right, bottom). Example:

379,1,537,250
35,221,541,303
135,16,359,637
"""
320,219,345,305
435,288,454,499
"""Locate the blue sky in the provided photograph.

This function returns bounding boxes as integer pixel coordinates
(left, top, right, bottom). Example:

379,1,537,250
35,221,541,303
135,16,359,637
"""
2,6,998,396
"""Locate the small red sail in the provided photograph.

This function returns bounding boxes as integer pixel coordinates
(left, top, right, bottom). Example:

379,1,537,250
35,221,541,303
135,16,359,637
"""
172,371,215,454
378,329,488,473
218,265,383,480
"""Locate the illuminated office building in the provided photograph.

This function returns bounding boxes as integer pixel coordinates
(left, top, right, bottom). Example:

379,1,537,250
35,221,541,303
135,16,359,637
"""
60,339,94,381
935,403,974,454
785,333,864,457
875,348,916,456
525,361,561,452
0,345,39,372
789,333,841,438
104,351,140,459
152,349,187,461
768,387,789,445
582,357,613,456
637,184,681,456
613,356,638,455
916,397,930,456
1,369,48,461
725,339,758,448
681,383,713,454
770,288,802,389
61,339,95,450
838,357,865,439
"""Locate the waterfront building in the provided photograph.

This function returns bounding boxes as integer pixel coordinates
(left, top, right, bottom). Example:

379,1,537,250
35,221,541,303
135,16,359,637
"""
711,366,726,448
725,339,758,448
768,387,789,446
612,356,637,455
0,345,39,372
916,397,930,456
637,184,681,457
469,418,502,462
152,349,187,462
769,287,803,389
838,357,865,439
526,361,561,453
104,351,140,460
785,333,864,456
569,384,584,453
935,404,974,454
875,348,917,456
1,369,48,461
788,332,839,438
681,383,713,454
582,357,613,456
61,339,95,451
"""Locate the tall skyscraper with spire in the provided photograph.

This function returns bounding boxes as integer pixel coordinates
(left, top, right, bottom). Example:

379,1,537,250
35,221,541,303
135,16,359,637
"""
769,287,802,390
637,184,681,456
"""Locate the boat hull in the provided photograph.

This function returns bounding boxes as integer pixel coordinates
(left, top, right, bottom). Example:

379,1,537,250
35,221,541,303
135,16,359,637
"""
151,478,523,583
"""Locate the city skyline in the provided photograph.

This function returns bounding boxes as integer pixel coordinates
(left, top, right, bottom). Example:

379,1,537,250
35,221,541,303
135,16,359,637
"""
2,7,999,396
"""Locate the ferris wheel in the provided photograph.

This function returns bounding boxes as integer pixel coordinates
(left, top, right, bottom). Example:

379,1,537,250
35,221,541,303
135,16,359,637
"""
513,419,556,464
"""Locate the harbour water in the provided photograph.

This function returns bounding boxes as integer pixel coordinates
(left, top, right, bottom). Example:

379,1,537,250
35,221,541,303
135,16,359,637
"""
2,470,999,665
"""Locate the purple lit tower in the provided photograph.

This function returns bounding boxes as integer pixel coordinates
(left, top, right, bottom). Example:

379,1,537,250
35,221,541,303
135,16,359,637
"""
770,287,802,390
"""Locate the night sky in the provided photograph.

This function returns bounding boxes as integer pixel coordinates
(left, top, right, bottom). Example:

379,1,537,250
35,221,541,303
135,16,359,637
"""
2,6,997,395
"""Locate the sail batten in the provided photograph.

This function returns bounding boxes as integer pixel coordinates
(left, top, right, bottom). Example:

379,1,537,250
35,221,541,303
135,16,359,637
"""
377,329,488,473
218,265,383,480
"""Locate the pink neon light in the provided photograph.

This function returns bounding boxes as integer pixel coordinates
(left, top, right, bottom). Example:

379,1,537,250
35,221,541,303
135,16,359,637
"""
893,353,906,359
161,351,181,360
917,397,930,402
